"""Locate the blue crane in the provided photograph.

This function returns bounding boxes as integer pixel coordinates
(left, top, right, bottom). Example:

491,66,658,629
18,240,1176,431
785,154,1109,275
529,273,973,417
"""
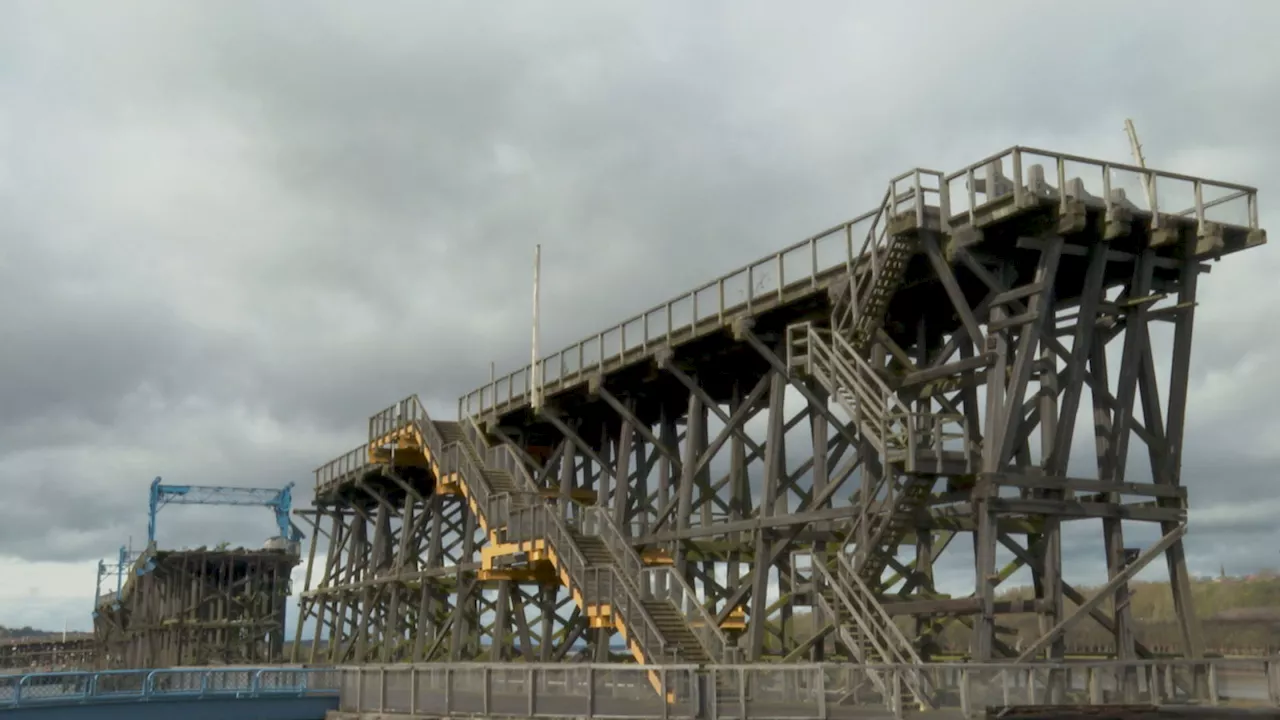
95,477,304,614
147,476,302,546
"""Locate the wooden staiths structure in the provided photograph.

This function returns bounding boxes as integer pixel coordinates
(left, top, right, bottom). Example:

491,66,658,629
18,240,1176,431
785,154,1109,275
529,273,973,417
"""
293,145,1264,703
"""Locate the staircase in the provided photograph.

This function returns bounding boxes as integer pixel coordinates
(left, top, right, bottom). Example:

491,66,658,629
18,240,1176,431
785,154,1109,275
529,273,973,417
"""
845,234,918,354
582,507,734,665
802,552,934,710
365,394,731,676
784,181,966,702
851,476,934,587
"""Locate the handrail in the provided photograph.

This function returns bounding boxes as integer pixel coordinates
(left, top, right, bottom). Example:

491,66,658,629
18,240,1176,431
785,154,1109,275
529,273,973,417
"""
800,325,910,561
825,327,912,418
586,567,678,664
461,146,1261,420
582,505,727,665
805,327,896,436
800,563,894,699
807,553,933,707
582,507,646,593
814,338,881,422
464,414,538,490
459,200,890,419
640,567,735,664
0,667,339,708
315,444,370,490
443,442,503,529
368,395,449,464
830,554,923,665
453,427,672,666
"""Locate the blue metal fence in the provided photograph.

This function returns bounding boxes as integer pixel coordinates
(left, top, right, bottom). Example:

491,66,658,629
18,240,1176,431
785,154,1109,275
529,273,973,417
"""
0,667,339,709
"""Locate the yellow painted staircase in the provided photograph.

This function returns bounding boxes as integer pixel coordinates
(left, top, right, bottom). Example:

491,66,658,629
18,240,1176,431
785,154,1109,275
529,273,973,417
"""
364,395,735,683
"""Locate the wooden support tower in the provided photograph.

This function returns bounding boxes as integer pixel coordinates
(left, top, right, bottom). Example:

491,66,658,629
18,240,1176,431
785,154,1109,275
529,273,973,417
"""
0,635,95,671
93,547,296,669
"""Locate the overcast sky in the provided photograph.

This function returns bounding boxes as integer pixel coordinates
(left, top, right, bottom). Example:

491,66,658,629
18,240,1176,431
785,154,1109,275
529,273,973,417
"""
2,1,1278,633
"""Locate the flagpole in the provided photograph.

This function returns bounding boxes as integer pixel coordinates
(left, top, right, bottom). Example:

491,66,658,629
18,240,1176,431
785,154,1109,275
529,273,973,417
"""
532,244,542,410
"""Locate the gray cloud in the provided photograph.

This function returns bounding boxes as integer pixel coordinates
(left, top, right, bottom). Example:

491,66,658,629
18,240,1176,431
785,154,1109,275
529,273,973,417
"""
1,0,1278,630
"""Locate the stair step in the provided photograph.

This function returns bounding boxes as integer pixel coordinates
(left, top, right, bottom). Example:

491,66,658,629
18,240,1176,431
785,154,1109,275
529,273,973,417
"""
434,421,463,442
570,536,616,566
639,600,710,661
448,423,724,670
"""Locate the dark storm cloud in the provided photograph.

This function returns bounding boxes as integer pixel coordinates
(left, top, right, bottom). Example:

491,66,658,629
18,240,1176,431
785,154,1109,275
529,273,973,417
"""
0,0,1278,607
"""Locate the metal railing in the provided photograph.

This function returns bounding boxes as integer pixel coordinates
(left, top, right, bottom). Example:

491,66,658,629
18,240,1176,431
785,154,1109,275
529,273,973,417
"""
455,427,673,666
337,663,700,718
368,394,449,465
577,508,717,665
793,323,971,581
0,667,339,708
353,393,692,667
582,507,647,593
790,323,909,458
441,440,507,534
460,146,1260,420
315,444,371,491
505,503,673,665
639,568,737,664
335,658,1280,719
826,553,930,703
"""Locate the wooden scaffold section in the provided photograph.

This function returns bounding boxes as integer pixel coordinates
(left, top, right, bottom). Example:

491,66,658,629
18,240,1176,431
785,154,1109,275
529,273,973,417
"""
93,547,296,669
293,406,593,664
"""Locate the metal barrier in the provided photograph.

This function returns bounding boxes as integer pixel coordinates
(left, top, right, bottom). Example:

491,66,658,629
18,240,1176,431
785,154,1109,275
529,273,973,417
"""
337,664,701,719
335,658,1280,718
0,666,339,709
315,444,370,491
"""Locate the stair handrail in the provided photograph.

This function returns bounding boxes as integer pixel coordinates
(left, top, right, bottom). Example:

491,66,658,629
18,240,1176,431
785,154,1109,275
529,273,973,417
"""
800,327,916,577
639,567,735,664
798,560,892,699
455,427,672,667
542,507,671,664
586,566,677,664
581,507,645,593
830,553,922,666
462,415,538,491
853,183,894,265
440,441,501,526
368,395,449,462
407,395,449,465
851,177,933,317
809,328,879,407
826,328,911,418
578,508,717,665
812,337,882,423
851,183,896,310
830,554,933,708
803,327,896,447
811,553,934,709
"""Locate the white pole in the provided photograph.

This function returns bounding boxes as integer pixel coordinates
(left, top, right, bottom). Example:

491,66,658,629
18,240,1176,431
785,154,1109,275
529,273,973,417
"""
532,244,542,410
1124,118,1154,209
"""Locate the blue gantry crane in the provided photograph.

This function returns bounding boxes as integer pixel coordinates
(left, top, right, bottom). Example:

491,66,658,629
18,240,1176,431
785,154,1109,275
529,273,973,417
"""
95,477,304,611
147,476,302,546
